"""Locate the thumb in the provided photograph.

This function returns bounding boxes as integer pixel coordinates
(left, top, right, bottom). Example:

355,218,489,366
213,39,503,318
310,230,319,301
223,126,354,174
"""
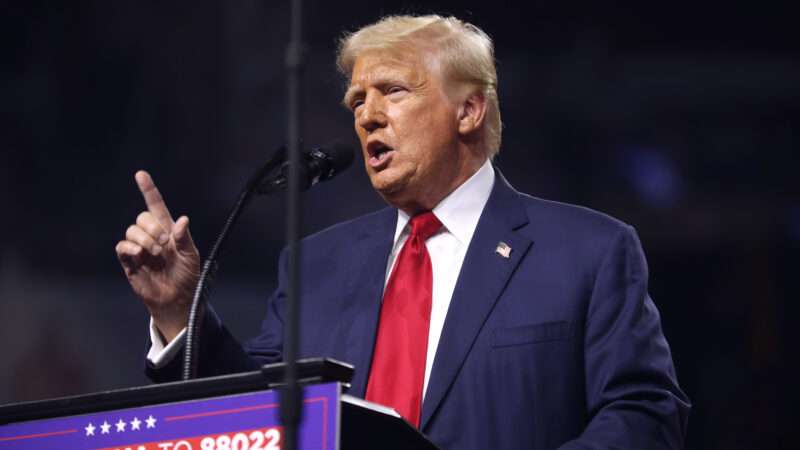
172,216,196,253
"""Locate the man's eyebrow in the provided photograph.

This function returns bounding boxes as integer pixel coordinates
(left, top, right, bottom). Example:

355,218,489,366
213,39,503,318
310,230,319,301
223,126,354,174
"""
342,86,363,109
342,71,416,108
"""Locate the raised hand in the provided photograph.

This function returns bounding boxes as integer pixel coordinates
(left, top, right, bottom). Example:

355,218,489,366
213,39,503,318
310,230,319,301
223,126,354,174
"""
115,170,201,342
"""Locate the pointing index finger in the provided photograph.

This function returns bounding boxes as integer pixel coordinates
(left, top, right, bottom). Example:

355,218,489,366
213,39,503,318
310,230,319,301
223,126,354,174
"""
135,170,174,228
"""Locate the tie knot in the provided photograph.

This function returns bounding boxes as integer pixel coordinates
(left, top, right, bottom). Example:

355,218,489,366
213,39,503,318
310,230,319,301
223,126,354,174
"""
409,211,442,241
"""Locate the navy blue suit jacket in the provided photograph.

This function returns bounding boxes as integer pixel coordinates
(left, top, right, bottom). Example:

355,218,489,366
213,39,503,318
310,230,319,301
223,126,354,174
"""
149,171,690,449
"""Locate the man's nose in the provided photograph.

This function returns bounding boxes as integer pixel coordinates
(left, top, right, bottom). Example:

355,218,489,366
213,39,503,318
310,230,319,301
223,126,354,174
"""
357,95,387,133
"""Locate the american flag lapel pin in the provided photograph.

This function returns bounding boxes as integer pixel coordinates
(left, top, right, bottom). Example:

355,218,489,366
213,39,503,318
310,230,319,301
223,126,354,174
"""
495,241,512,258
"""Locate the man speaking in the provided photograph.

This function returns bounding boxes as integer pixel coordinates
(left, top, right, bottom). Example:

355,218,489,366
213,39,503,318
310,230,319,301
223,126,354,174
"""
116,15,690,450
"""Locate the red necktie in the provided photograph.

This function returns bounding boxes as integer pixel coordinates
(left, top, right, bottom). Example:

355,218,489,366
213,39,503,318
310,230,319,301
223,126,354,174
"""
366,211,442,427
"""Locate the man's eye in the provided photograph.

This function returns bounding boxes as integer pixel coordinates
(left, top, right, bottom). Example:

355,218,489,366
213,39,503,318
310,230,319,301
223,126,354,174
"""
351,99,364,110
387,86,406,95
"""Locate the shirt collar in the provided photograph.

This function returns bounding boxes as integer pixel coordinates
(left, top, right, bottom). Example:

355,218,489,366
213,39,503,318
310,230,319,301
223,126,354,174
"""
393,159,495,245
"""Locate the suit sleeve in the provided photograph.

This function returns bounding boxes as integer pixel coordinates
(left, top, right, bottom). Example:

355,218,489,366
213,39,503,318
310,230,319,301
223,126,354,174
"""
558,226,691,450
145,249,289,382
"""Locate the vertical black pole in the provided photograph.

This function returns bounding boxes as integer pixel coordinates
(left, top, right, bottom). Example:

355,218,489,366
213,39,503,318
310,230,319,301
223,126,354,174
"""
282,0,304,447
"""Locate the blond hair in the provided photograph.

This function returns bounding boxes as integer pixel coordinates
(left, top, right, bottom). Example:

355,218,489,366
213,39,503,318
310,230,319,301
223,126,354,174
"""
337,15,502,158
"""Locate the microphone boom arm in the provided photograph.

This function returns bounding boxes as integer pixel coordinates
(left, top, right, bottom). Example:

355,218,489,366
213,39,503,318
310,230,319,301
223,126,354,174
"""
182,145,287,381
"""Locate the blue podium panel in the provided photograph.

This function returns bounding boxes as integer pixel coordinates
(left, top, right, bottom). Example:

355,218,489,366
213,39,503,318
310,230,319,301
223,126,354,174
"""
0,382,341,450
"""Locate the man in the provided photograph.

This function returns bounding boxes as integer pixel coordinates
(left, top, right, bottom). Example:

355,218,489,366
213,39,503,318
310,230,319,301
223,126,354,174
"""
116,15,690,450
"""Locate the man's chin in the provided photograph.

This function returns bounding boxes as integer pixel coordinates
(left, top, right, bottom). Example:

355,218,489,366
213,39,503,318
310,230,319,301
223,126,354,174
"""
369,169,402,193
371,178,409,205
373,180,403,199
368,166,423,207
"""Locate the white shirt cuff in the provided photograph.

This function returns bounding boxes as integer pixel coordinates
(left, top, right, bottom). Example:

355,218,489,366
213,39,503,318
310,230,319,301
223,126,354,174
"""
146,318,187,369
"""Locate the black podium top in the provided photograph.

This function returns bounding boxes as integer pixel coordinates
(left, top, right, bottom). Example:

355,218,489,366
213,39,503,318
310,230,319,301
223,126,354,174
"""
0,358,353,425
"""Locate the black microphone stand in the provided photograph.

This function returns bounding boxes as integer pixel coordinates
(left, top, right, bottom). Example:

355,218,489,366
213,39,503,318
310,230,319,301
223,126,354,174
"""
283,0,306,445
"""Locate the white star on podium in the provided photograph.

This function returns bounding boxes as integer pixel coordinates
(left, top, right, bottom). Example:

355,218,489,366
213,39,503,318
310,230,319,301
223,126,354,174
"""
85,423,96,436
100,421,111,434
115,419,127,432
145,415,157,429
130,417,142,430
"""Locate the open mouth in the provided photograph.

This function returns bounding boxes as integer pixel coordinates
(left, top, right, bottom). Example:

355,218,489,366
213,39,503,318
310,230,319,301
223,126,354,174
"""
367,142,394,167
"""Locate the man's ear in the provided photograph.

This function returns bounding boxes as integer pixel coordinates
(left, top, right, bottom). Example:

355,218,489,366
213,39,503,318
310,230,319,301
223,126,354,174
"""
458,91,488,136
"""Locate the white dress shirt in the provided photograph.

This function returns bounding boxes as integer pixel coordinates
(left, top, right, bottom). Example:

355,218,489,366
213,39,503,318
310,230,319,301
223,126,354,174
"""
149,159,496,400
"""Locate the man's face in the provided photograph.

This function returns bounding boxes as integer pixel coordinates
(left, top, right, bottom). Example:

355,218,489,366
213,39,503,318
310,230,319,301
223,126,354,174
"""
344,48,479,213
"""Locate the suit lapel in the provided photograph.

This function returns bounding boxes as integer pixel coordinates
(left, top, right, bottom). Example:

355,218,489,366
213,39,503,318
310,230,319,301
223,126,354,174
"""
341,207,396,397
420,171,533,430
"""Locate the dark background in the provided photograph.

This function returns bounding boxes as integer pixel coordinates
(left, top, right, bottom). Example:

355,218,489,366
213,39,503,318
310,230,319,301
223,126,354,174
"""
2,1,798,448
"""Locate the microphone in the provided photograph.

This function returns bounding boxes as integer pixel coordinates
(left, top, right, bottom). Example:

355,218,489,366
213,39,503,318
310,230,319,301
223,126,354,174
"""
259,143,355,194
304,143,355,185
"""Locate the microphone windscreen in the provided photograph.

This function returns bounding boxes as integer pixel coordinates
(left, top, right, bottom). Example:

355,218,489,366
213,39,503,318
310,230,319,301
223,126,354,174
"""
312,143,355,181
319,143,355,173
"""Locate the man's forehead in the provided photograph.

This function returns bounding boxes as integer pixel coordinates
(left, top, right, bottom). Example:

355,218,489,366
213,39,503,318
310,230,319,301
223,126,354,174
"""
349,50,426,84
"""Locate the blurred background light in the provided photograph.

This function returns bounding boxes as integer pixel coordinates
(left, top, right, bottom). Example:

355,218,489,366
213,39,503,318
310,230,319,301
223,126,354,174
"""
620,147,685,209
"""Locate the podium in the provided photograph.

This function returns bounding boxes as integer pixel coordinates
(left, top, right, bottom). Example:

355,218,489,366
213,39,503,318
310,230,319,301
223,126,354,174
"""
0,358,439,450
